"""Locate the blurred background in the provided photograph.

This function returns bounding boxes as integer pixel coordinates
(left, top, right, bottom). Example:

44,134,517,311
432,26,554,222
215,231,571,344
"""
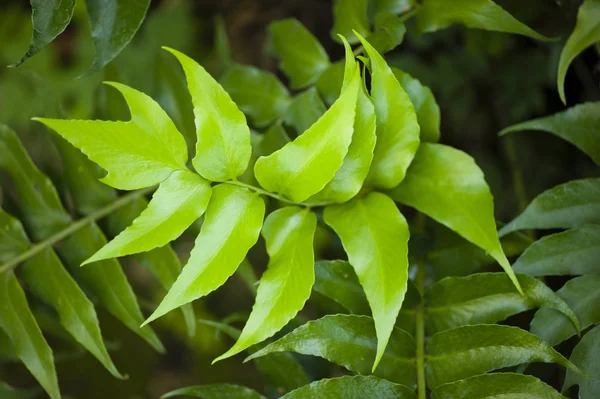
0,0,598,397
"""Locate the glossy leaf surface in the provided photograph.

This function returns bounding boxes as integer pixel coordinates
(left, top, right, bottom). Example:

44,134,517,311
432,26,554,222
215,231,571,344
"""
564,324,600,398
280,376,416,399
313,260,370,315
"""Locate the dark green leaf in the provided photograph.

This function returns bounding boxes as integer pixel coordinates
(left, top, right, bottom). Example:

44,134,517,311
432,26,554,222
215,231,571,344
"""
315,61,344,105
280,376,416,399
313,260,370,315
366,13,406,54
331,0,370,44
564,324,600,398
252,351,310,394
283,88,326,135
0,209,29,263
0,381,39,399
162,383,266,399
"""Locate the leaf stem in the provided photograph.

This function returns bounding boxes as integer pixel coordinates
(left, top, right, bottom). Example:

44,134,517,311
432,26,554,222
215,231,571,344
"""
415,214,427,399
0,188,153,274
223,180,330,208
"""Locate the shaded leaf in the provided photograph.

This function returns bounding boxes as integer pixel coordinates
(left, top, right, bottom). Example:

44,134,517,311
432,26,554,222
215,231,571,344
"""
247,314,416,387
426,324,579,389
0,381,39,399
0,209,29,263
366,13,406,54
163,383,266,399
331,0,370,44
315,61,344,105
390,143,522,292
215,207,316,361
324,192,410,370
564,324,600,398
266,19,330,88
371,0,416,15
499,178,600,236
313,260,370,315
252,350,310,394
283,87,326,135
280,376,416,399
431,373,566,399
146,185,265,324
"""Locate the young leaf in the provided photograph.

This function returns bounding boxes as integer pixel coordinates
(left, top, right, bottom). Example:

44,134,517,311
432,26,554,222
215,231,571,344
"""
220,64,292,127
531,276,600,346
0,271,59,399
426,324,580,389
164,47,252,182
500,102,600,164
564,324,600,397
247,314,416,387
313,260,370,315
356,32,420,189
513,225,600,276
392,68,440,143
558,0,600,104
280,376,416,399
84,0,150,73
11,0,76,67
331,0,370,44
34,82,188,190
324,192,410,370
162,384,266,399
431,373,566,399
283,87,326,135
389,143,522,293
21,247,124,379
426,273,579,334
83,170,211,264
145,184,265,324
266,19,330,88
416,0,552,41
254,60,360,202
215,207,316,361
499,178,600,236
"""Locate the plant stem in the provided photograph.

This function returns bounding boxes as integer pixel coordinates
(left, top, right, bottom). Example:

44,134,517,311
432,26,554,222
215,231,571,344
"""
415,214,427,399
223,180,329,208
0,187,153,274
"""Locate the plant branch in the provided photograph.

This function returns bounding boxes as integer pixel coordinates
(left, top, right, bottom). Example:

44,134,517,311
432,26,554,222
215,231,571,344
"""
0,187,154,274
224,180,330,208
415,214,427,399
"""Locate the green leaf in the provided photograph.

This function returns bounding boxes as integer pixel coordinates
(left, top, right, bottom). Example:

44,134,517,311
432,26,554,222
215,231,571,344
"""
254,55,360,203
0,381,39,399
564,324,600,397
84,0,150,73
513,225,600,276
146,184,265,324
313,260,370,315
372,0,416,15
356,33,420,189
531,276,600,346
266,19,330,88
220,64,291,127
34,82,188,190
416,0,551,41
315,61,345,105
164,47,251,182
280,376,416,399
392,68,440,143
331,0,370,44
84,170,211,264
283,87,326,135
215,207,316,361
500,102,600,164
162,383,266,399
426,324,580,389
426,273,579,334
499,178,600,236
558,0,600,104
390,143,522,293
366,12,407,54
11,0,76,67
431,373,566,399
252,350,310,394
0,271,59,399
324,192,410,370
247,314,416,387
0,209,29,263
60,223,164,352
21,247,124,378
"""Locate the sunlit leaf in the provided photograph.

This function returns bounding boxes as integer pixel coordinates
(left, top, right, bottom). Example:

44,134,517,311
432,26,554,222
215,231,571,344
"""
564,324,600,398
280,376,416,399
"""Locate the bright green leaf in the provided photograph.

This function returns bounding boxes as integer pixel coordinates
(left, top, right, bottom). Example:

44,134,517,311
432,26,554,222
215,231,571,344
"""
164,47,251,181
390,143,522,293
392,68,440,143
357,33,420,189
85,0,150,73
324,192,410,370
220,64,291,127
162,383,266,399
283,87,326,135
331,0,370,44
531,276,600,346
280,376,416,399
0,271,59,399
431,373,566,399
426,273,579,334
313,260,370,315
499,178,600,236
146,184,265,324
266,19,330,88
215,207,316,361
426,324,580,389
84,170,211,264
247,314,416,387
500,102,600,164
416,0,552,41
34,82,188,190
315,61,344,105
558,0,600,104
564,324,600,397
